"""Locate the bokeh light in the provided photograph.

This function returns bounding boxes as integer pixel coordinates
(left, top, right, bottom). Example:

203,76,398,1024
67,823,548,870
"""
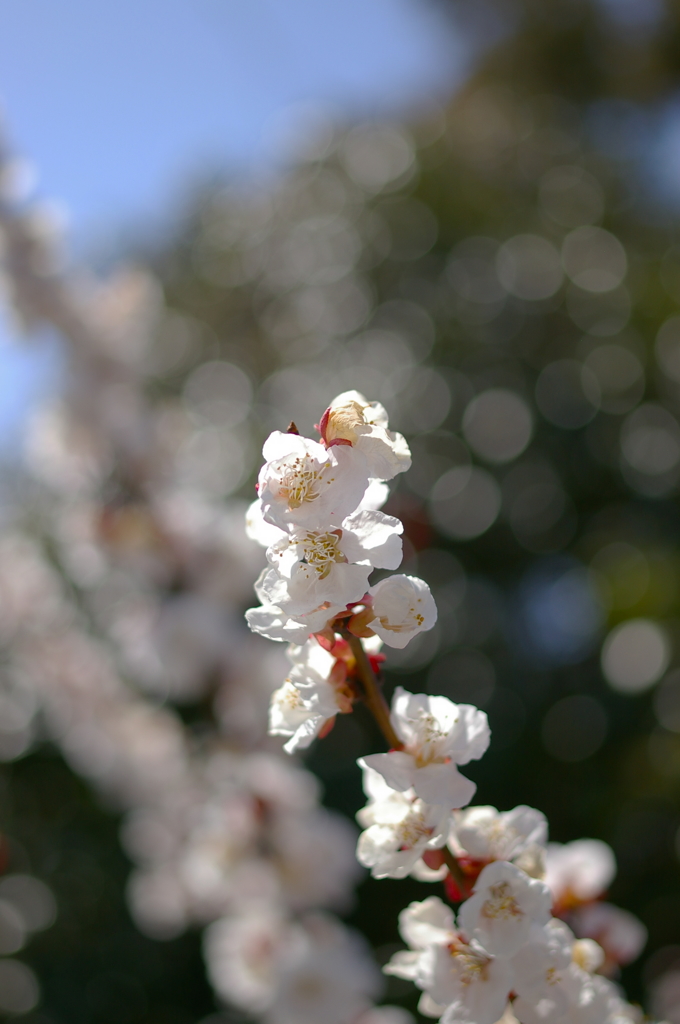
462,389,533,464
601,619,671,694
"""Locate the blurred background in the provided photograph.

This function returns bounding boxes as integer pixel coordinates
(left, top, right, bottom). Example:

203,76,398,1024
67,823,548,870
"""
3,0,680,1021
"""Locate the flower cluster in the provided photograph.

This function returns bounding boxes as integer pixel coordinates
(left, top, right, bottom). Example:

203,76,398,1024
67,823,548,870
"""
250,394,659,1024
546,839,648,976
356,700,649,1023
0,528,404,1024
247,391,437,748
385,890,643,1024
0,170,413,1024
382,821,649,1024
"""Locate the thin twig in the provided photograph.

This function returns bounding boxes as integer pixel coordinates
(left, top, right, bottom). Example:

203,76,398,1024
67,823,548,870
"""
442,846,471,900
339,629,402,750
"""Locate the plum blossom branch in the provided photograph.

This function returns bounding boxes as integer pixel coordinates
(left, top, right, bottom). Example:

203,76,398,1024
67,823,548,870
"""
441,846,471,900
338,627,402,751
248,391,655,1024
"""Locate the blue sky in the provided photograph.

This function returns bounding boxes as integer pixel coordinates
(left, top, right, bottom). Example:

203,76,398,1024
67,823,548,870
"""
0,0,462,247
0,0,463,449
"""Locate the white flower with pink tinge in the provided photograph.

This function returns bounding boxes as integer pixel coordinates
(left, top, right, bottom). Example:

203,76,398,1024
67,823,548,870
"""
360,477,390,511
319,390,412,481
459,860,552,958
451,805,548,866
203,905,298,1014
269,679,332,750
513,960,639,1024
432,940,512,1024
268,806,362,913
246,474,388,549
355,763,451,879
266,508,403,590
361,687,489,808
649,968,680,1024
384,897,512,1024
545,839,616,908
246,510,403,644
246,497,287,549
269,644,343,754
570,901,647,969
367,575,437,649
204,909,382,1024
257,431,370,532
246,568,347,644
270,913,383,1024
509,917,576,1020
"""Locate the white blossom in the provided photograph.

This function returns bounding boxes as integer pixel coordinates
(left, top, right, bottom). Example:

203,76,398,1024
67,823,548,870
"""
269,681,329,754
319,390,412,481
361,688,489,807
510,918,575,1017
368,575,437,648
266,508,403,592
512,954,636,1024
570,901,647,968
426,937,510,1024
513,843,548,882
356,761,417,826
203,905,298,1013
260,549,370,620
451,805,548,866
429,939,512,1024
245,497,287,548
382,896,455,988
257,431,370,531
384,897,511,1024
269,807,362,912
246,567,347,643
269,638,347,753
512,969,575,1024
267,913,383,1024
360,478,390,511
248,510,404,644
398,895,457,950
355,765,450,879
245,596,345,644
458,860,552,957
205,908,383,1024
546,839,616,908
572,938,606,974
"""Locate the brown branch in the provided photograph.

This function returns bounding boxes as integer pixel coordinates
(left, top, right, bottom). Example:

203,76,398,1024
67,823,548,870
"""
442,846,471,901
339,628,402,750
